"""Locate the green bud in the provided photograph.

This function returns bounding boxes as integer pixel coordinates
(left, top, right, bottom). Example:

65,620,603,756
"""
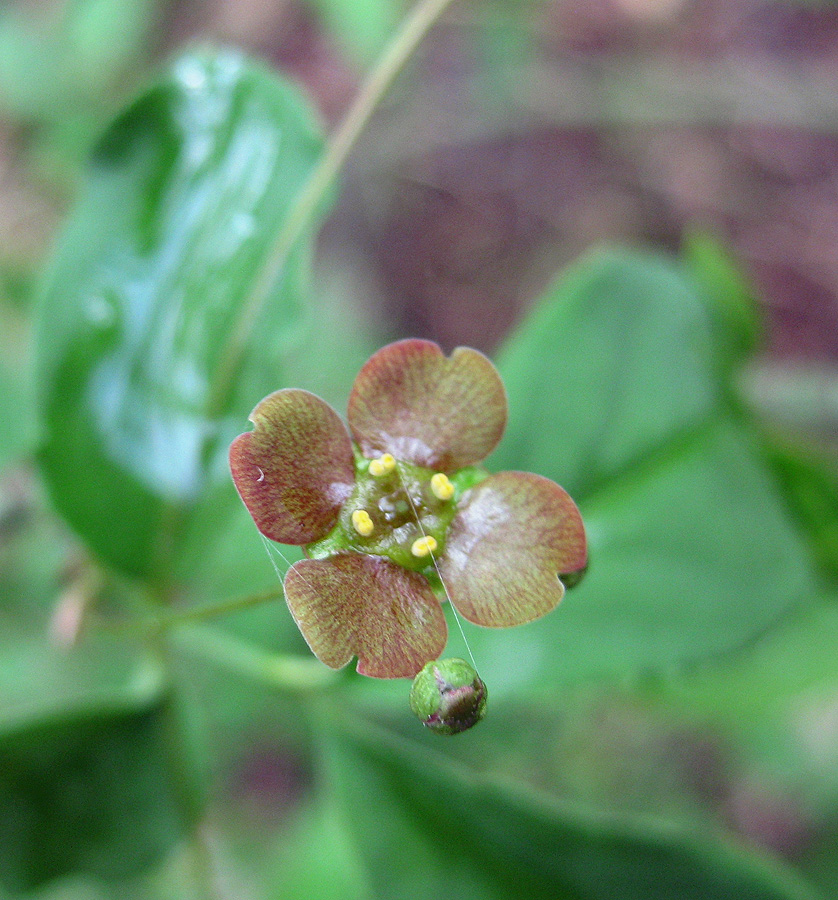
409,658,487,735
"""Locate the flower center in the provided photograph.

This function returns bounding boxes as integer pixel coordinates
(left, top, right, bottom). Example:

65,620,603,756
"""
342,453,459,572
304,451,459,573
304,450,490,575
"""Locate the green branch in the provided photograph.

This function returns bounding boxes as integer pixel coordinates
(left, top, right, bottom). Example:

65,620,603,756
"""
96,586,286,636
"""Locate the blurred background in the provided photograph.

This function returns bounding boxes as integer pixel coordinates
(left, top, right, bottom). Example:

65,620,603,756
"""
2,0,838,898
6,0,838,371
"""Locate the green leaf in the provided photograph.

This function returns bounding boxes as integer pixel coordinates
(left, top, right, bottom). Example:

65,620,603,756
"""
0,700,181,894
473,247,819,693
464,419,818,694
491,247,720,500
0,626,163,734
760,434,838,583
321,716,821,900
681,229,762,369
0,630,181,893
661,597,838,729
34,49,327,578
0,484,183,892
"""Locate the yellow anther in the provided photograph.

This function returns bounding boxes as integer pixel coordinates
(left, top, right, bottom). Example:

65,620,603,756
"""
351,509,375,537
411,535,438,558
368,453,396,477
430,472,454,501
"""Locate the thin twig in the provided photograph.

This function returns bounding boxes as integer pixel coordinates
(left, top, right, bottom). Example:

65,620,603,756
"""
208,0,459,417
93,586,285,635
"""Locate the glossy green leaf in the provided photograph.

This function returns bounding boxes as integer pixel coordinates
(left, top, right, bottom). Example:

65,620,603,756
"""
321,717,821,900
35,49,327,578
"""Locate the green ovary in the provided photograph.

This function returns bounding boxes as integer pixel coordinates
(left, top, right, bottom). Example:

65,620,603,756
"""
339,453,459,572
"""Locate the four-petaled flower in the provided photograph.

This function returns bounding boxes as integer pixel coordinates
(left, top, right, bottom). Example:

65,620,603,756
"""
229,339,586,678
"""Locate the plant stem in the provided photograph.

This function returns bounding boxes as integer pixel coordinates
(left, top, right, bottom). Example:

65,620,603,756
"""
209,0,459,416
172,623,339,693
98,587,286,635
99,590,334,692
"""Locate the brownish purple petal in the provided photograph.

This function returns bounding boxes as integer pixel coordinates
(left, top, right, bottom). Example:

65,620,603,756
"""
284,554,448,678
438,472,587,627
229,389,354,545
347,339,507,471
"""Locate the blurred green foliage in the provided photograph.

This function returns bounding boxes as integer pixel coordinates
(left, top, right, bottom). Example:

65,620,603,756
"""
309,0,403,62
1,3,838,899
0,0,162,173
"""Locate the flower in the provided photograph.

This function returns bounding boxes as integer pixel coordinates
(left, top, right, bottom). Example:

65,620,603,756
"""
229,339,587,678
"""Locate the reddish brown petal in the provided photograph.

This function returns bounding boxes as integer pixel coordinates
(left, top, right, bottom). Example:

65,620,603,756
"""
284,554,447,678
438,472,587,627
347,339,507,471
229,389,354,545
